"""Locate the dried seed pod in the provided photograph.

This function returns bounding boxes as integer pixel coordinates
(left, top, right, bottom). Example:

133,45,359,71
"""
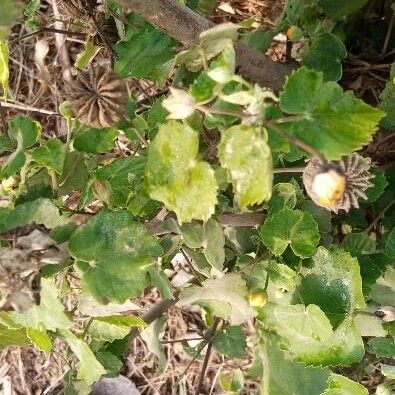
303,154,374,213
67,67,129,128
56,0,97,18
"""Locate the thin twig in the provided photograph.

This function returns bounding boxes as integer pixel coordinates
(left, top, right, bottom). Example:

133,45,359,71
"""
0,101,7,133
365,198,395,233
382,13,395,55
126,294,180,355
180,248,204,284
0,101,60,116
195,318,221,395
9,27,87,46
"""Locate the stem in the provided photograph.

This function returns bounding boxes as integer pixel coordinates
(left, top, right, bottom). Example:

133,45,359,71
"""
266,121,326,162
126,295,180,355
49,170,59,197
195,318,221,395
65,118,72,153
161,337,204,344
365,198,395,233
273,166,305,174
198,105,245,118
382,13,394,55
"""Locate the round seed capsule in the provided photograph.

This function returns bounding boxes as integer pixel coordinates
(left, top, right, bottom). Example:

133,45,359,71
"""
66,66,129,128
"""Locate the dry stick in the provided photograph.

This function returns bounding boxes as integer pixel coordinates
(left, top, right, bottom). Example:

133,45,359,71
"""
195,318,221,395
175,318,220,388
117,0,293,92
382,13,394,55
8,27,87,46
126,295,179,355
0,100,60,116
0,101,7,133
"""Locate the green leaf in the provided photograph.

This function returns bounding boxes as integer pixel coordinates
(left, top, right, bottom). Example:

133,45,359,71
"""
0,325,30,350
202,218,225,270
8,115,41,148
259,332,329,395
95,351,122,378
213,326,246,359
0,135,12,154
207,43,236,84
317,0,370,21
73,126,118,154
0,198,70,233
96,315,146,328
241,30,275,53
95,156,147,209
12,279,71,331
279,67,385,160
190,73,218,103
301,201,332,235
379,78,395,129
75,40,101,71
218,125,273,209
59,329,106,385
368,338,395,358
27,327,53,352
370,267,395,306
69,211,162,303
141,317,167,371
296,246,366,327
381,364,395,380
89,315,146,341
260,209,320,258
260,303,364,366
385,227,395,258
322,374,368,395
180,221,204,249
343,232,376,256
268,183,297,214
146,120,218,223
0,150,26,179
115,14,176,86
303,33,346,81
32,138,66,174
178,273,256,325
175,23,239,72
0,1,23,41
0,40,9,99
148,266,174,299
366,168,388,202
